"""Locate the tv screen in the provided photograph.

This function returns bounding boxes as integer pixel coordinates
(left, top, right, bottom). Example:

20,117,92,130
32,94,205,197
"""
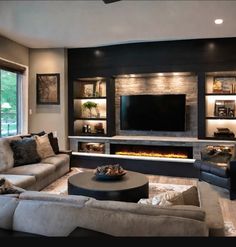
120,94,186,131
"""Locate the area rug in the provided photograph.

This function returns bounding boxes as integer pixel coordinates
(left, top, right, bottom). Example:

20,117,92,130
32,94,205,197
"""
41,167,236,236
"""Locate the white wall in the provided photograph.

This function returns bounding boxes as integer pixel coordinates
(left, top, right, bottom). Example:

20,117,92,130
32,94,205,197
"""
29,48,68,149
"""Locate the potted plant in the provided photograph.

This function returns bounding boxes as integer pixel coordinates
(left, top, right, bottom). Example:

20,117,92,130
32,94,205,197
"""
82,101,98,118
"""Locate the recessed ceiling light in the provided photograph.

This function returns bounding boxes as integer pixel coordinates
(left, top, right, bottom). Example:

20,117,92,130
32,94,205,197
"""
214,19,223,25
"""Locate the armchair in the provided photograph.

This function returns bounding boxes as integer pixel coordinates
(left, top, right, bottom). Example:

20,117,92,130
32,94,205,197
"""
193,159,236,200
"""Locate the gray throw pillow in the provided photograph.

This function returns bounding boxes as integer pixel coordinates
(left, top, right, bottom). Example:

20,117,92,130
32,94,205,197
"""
10,138,41,166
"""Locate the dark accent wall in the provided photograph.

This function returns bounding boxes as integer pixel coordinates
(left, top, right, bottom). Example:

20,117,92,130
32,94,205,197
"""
68,37,236,139
68,37,236,79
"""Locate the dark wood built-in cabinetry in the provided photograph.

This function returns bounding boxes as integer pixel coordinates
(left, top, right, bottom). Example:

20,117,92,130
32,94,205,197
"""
198,71,236,140
70,77,115,137
68,38,236,176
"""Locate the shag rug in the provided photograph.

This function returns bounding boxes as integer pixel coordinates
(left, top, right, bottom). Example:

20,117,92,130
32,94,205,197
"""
41,167,236,237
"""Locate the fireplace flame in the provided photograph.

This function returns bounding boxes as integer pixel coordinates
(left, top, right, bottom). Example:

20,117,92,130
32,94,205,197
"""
115,151,188,159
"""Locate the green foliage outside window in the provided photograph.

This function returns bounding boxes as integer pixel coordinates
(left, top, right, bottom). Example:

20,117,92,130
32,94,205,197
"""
0,70,17,136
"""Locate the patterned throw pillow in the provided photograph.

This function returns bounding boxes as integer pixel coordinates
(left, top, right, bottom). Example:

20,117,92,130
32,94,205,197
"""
138,191,184,207
34,134,55,159
10,138,41,166
0,177,25,194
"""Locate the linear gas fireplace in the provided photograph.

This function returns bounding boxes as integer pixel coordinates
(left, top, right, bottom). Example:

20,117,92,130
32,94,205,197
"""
110,144,193,159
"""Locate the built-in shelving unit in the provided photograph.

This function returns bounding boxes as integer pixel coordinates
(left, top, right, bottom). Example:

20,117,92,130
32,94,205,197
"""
204,71,236,140
68,38,236,176
205,93,236,96
71,77,115,137
75,118,107,121
74,97,107,100
206,117,236,120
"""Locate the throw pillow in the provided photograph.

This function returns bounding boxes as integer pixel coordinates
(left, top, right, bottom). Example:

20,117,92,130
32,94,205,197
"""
30,131,46,137
0,177,25,194
47,132,60,154
34,134,55,159
138,191,184,207
20,131,46,139
0,136,21,172
10,138,41,166
181,186,199,206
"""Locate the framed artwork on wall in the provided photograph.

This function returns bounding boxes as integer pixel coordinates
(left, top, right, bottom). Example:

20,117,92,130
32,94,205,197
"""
36,73,60,105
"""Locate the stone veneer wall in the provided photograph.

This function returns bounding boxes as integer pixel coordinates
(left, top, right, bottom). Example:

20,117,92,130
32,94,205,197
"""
115,74,198,137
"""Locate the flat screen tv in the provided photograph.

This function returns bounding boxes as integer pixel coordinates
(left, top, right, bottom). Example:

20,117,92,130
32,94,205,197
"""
120,94,186,131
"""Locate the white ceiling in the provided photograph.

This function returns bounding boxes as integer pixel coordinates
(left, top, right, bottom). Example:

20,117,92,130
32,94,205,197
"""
0,0,236,48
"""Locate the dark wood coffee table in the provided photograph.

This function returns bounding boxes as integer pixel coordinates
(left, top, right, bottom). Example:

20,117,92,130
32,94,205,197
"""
68,170,149,202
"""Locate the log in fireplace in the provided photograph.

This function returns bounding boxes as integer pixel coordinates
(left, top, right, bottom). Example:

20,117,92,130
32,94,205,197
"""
72,143,198,178
110,144,193,159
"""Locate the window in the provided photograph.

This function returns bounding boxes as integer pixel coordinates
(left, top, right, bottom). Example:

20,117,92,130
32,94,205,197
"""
0,69,21,137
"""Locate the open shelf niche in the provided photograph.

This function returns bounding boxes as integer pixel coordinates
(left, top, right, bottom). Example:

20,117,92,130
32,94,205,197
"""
72,77,115,137
205,71,236,140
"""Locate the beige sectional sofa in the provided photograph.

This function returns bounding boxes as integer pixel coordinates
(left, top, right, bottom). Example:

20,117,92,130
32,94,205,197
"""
0,181,225,237
0,135,70,191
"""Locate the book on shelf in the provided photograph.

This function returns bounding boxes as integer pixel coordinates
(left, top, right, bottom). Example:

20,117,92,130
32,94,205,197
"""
213,77,236,94
214,100,235,117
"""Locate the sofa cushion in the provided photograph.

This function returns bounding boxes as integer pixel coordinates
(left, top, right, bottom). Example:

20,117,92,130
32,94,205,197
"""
34,134,55,159
41,154,70,170
10,138,41,166
0,174,36,189
197,181,225,236
0,196,19,230
194,160,228,178
13,199,208,236
4,163,56,181
0,136,21,172
19,191,90,207
13,200,89,236
0,194,19,198
85,198,205,221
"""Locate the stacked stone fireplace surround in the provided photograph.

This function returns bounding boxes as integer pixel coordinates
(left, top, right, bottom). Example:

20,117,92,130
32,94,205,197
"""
114,74,235,160
70,74,236,177
115,74,198,138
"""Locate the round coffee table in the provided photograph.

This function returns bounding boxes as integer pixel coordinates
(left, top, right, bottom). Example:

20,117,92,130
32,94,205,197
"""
68,170,149,202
